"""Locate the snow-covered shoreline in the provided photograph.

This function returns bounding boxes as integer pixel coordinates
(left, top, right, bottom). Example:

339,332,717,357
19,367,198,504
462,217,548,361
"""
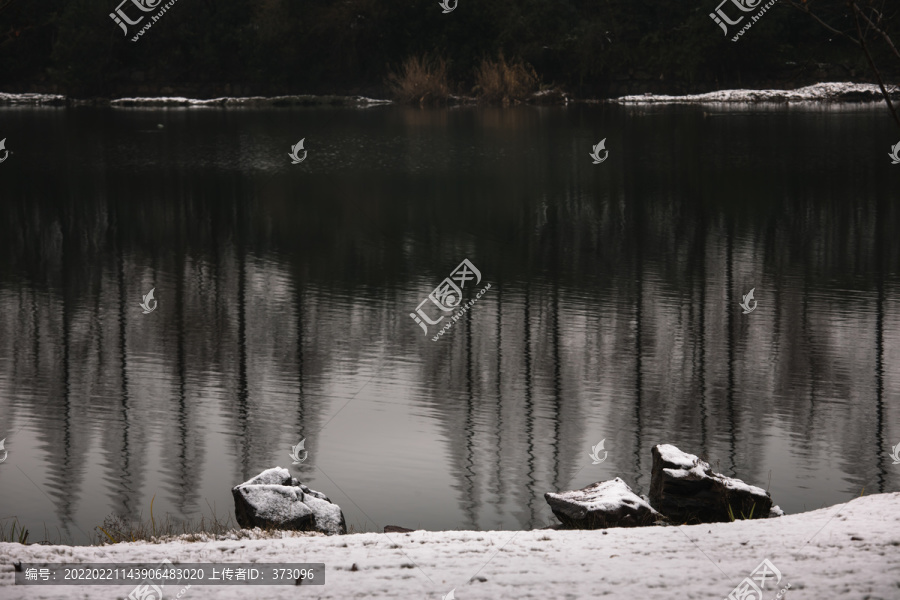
615,82,899,104
0,92,392,108
2,82,898,108
1,492,897,599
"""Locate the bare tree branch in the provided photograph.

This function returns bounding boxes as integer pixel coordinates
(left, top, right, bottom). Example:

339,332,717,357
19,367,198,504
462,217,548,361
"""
787,0,899,130
854,4,900,62
849,0,900,128
785,1,860,46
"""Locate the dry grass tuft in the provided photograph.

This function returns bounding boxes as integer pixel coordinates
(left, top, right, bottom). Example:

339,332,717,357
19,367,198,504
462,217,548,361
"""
473,54,539,104
387,56,450,105
95,498,244,545
0,519,29,544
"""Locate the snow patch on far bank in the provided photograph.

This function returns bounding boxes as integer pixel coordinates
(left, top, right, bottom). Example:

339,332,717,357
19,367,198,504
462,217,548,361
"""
0,92,391,107
616,82,899,104
0,492,898,599
0,92,66,106
110,95,392,107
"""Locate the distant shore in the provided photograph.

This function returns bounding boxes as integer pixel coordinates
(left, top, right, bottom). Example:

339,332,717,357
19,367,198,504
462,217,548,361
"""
1,82,897,108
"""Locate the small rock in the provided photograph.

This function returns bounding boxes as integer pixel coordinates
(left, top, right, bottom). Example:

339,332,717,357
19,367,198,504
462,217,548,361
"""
649,445,773,524
232,467,346,535
384,525,415,533
544,477,663,529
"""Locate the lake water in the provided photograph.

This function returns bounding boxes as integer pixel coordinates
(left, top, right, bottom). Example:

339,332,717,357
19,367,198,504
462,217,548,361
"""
0,102,898,544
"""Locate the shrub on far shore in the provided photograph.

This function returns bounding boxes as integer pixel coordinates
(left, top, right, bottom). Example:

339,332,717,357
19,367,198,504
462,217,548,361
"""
387,56,450,105
473,55,539,104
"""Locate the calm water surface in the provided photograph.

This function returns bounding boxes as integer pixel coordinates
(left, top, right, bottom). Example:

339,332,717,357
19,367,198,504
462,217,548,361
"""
0,103,898,544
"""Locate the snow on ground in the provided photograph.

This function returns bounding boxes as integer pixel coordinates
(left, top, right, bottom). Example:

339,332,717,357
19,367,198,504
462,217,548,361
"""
107,96,389,107
2,82,897,107
0,92,391,107
1,492,898,599
615,82,899,104
0,92,66,105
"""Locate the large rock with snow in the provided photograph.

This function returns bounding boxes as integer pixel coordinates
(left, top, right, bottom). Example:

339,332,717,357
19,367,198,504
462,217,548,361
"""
232,467,346,535
544,477,663,529
649,445,773,524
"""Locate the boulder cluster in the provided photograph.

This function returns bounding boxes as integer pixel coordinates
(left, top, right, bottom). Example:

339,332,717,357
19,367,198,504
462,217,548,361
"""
544,444,782,529
232,444,782,536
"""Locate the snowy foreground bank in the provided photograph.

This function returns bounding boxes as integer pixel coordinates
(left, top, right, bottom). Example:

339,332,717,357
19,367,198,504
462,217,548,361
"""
1,493,898,599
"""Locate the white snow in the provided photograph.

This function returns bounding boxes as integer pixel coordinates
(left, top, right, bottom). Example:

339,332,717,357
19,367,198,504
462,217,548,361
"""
240,467,291,487
235,485,312,520
663,465,707,479
300,495,345,536
108,95,389,107
658,445,770,498
720,477,769,498
0,92,392,107
1,492,897,599
616,82,899,104
546,477,659,516
656,444,699,468
5,82,894,108
0,92,65,105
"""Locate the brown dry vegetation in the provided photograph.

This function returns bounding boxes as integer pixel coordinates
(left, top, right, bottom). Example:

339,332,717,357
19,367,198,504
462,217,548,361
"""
386,56,450,105
388,54,545,105
473,55,540,104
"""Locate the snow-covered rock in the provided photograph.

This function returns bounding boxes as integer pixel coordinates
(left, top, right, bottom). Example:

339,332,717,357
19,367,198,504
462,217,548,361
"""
650,444,774,524
384,525,416,533
545,477,663,529
231,467,346,535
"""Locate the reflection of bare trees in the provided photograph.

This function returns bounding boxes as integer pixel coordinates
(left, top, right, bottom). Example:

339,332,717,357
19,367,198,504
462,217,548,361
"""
0,127,898,534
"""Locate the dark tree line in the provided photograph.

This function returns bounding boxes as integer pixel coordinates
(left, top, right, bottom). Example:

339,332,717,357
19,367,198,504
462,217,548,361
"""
0,0,897,98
